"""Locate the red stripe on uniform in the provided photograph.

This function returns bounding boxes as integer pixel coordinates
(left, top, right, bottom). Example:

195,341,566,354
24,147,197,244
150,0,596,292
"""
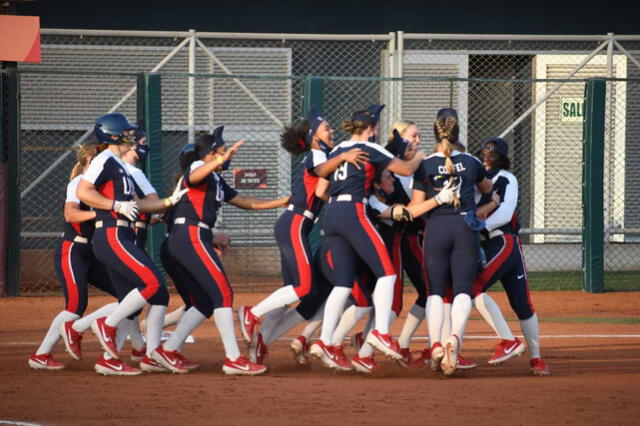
290,214,312,298
303,169,319,211
517,235,535,314
363,163,375,193
98,181,117,219
106,227,160,300
72,222,82,236
351,274,370,307
355,203,395,276
391,232,403,315
189,225,233,307
471,235,514,297
187,185,207,221
61,240,79,313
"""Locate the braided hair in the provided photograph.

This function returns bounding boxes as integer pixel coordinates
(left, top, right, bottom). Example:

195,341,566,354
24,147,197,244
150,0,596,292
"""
434,115,461,208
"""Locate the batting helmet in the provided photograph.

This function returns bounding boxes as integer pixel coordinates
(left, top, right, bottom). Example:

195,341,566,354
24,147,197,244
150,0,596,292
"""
94,113,138,145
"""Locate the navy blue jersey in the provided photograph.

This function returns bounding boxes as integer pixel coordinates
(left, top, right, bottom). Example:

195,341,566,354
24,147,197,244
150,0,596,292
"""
328,141,394,199
389,173,424,233
62,175,95,240
412,151,487,217
478,168,520,235
126,163,157,226
289,149,327,215
82,149,138,222
172,160,238,228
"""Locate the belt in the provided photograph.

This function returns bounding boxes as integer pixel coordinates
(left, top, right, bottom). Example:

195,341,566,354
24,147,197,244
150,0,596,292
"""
329,194,368,204
174,217,211,230
134,221,148,230
287,204,315,220
481,229,505,241
95,219,133,229
73,236,88,244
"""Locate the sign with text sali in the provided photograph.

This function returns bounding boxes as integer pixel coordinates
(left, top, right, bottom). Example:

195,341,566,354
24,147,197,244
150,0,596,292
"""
234,169,268,189
0,15,41,63
560,97,584,123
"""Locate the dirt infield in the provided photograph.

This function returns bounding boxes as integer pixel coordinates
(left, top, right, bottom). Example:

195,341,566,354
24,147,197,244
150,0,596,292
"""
1,291,639,425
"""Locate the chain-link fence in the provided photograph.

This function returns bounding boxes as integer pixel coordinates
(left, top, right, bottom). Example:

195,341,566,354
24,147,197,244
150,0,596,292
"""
11,30,640,293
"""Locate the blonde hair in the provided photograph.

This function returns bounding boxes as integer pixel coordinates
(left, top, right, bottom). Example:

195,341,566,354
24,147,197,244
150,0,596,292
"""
387,120,415,144
434,115,461,208
69,142,98,181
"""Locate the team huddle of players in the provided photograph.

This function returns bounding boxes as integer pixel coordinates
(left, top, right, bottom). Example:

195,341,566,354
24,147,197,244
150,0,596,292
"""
29,104,550,377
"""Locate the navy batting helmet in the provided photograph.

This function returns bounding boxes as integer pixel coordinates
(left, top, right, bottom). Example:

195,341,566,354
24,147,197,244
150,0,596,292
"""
94,113,138,145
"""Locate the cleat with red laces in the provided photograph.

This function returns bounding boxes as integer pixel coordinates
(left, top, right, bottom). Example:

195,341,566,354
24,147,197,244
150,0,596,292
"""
430,342,445,372
151,344,189,374
95,355,142,376
249,332,268,364
351,332,365,352
222,355,267,376
130,347,146,363
28,353,64,370
60,320,83,361
310,340,342,370
331,345,353,372
365,329,402,361
237,306,259,343
139,356,168,373
488,337,526,365
456,354,477,370
530,357,551,376
351,354,379,374
290,336,310,365
441,335,460,376
91,317,119,359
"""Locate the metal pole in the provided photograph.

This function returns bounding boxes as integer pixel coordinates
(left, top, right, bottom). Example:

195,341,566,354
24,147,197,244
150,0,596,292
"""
613,40,640,70
606,33,614,79
194,37,284,129
396,31,404,122
20,36,192,199
499,39,609,138
188,29,196,144
387,32,396,126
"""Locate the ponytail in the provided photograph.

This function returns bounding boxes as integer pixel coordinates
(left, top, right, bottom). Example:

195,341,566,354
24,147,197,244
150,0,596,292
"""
434,115,461,208
69,142,98,181
342,110,373,136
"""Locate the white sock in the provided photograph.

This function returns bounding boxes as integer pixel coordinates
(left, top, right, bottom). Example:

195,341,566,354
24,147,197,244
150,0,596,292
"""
251,286,299,318
398,304,425,348
214,307,241,361
442,303,452,340
72,302,118,333
35,310,79,355
116,320,130,351
520,314,541,358
128,316,146,351
450,294,472,342
474,293,514,340
372,274,397,334
260,306,288,343
357,313,376,358
105,289,147,328
331,305,372,346
264,309,305,346
426,296,444,347
301,304,324,340
145,304,166,355
164,307,206,352
164,305,186,327
319,286,352,345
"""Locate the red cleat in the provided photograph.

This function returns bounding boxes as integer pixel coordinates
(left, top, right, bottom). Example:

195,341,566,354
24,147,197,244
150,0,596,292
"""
310,340,342,370
223,355,267,376
351,332,365,352
237,306,259,343
331,345,353,372
530,357,551,376
290,336,310,365
365,329,402,361
249,332,268,364
28,353,64,370
488,338,525,365
130,347,146,363
456,354,477,370
151,344,189,374
351,354,379,374
91,317,119,359
139,356,168,373
60,320,83,361
95,355,141,376
442,335,460,376
430,342,445,371
175,353,200,371
397,347,412,368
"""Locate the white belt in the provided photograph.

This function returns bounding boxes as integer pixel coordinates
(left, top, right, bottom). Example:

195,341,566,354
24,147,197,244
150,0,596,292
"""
95,220,133,229
329,194,368,204
73,236,88,244
287,204,315,220
174,217,211,230
134,221,148,230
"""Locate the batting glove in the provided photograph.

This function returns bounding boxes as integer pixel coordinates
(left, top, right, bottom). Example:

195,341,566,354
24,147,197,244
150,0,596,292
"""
113,200,139,221
163,188,188,207
390,204,413,222
435,180,460,205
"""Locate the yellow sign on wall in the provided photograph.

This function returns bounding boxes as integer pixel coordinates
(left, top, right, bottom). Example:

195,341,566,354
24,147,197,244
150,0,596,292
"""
560,97,584,123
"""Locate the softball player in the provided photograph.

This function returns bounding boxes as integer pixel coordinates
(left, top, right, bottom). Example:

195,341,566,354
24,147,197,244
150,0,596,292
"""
471,137,550,376
238,107,367,348
163,127,289,375
75,113,186,375
309,107,427,370
409,108,493,376
29,143,117,371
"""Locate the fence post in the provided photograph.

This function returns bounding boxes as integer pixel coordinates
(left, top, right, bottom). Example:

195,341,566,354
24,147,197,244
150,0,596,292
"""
4,65,20,296
137,73,165,268
582,78,605,293
301,77,324,255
